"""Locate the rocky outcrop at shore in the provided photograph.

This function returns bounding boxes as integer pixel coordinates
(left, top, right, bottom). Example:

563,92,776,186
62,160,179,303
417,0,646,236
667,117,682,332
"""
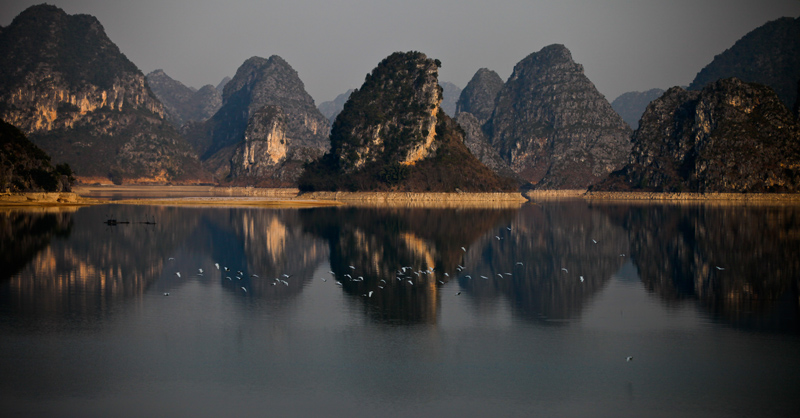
299,51,516,192
593,78,800,193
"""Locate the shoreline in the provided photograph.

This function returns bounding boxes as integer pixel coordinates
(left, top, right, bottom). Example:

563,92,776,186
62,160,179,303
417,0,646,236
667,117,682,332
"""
3,186,800,207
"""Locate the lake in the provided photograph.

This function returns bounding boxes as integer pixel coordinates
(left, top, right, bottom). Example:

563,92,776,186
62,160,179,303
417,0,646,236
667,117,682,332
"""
1,199,799,417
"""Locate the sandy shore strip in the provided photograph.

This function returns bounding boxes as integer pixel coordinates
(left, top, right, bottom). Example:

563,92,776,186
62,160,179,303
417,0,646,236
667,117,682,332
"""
0,192,103,206
109,196,343,208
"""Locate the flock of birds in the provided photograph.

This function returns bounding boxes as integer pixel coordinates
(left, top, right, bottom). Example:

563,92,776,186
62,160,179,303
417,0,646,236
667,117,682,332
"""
158,222,730,364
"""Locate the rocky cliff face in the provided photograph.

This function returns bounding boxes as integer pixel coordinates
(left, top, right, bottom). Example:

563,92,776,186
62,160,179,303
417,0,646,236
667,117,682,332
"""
454,112,518,180
456,68,504,124
0,5,207,183
611,88,665,129
317,89,353,123
192,55,330,182
146,69,222,127
299,51,515,192
487,44,632,189
689,17,800,112
594,78,800,193
439,81,461,117
0,119,73,192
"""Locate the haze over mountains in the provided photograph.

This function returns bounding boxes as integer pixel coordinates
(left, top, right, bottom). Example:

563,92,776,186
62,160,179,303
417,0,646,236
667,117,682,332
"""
1,4,798,193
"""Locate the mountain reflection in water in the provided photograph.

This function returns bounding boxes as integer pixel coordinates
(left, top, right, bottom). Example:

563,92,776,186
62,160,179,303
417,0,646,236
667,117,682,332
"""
1,201,798,332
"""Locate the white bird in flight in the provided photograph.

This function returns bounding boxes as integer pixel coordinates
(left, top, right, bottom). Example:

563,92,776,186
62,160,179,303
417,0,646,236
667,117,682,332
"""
175,272,181,278
561,268,568,273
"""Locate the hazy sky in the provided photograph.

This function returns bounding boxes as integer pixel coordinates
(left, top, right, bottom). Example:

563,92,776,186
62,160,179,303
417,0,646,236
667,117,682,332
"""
2,1,799,104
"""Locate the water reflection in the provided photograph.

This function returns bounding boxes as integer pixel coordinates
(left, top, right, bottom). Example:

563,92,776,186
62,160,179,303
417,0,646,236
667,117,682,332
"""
599,202,800,332
460,203,630,322
300,206,519,324
0,208,74,282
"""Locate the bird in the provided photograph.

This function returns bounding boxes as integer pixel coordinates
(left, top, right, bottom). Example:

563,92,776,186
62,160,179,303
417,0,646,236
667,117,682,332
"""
329,270,335,275
497,274,503,278
592,239,597,244
163,292,169,296
516,262,523,265
251,274,259,278
368,291,373,297
241,287,247,293
444,273,449,277
215,263,219,270
456,291,461,296
504,272,512,276
465,275,472,279
461,247,466,252
626,356,633,362
176,272,181,278
620,254,625,257
580,276,584,282
226,276,232,281
438,280,444,284
480,275,488,279
282,274,290,278
320,278,327,282
349,265,356,270
561,268,568,273
716,266,725,271
224,267,230,272
378,286,384,289
281,280,288,286
495,236,502,240
168,257,175,261
407,280,414,285
199,268,203,274
507,226,512,231
335,281,343,286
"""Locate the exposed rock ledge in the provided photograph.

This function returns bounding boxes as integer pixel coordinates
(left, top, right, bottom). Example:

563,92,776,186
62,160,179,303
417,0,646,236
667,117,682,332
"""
584,191,800,202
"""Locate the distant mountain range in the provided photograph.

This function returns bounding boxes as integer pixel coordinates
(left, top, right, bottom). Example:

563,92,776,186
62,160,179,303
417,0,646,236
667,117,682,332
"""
1,4,798,193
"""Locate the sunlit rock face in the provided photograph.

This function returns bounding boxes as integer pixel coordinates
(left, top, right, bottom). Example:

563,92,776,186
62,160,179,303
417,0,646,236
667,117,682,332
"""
332,52,443,173
300,52,515,192
226,105,323,186
0,5,207,183
456,68,504,125
487,44,632,189
146,69,222,128
594,78,800,193
188,55,330,184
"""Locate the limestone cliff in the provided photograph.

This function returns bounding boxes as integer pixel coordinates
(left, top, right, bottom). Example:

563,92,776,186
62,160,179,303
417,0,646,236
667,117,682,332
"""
456,68,504,124
189,55,330,182
487,44,632,189
611,88,665,129
146,69,222,127
593,78,800,193
0,5,207,183
299,51,515,192
454,112,518,180
689,16,800,111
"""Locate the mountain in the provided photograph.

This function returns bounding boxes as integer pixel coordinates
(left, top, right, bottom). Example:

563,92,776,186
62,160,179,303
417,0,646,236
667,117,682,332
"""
593,78,800,193
299,51,515,192
487,44,632,189
439,81,461,117
688,16,800,111
456,68,504,124
611,88,665,129
146,69,222,127
317,89,354,123
1,119,73,192
216,76,231,93
0,5,207,184
454,112,518,180
186,55,330,184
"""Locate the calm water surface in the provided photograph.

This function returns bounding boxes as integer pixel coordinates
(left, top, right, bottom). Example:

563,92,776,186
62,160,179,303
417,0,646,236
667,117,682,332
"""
1,200,799,417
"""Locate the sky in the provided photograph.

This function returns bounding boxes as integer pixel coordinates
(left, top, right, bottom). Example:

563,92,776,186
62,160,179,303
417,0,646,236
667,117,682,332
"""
2,0,799,104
